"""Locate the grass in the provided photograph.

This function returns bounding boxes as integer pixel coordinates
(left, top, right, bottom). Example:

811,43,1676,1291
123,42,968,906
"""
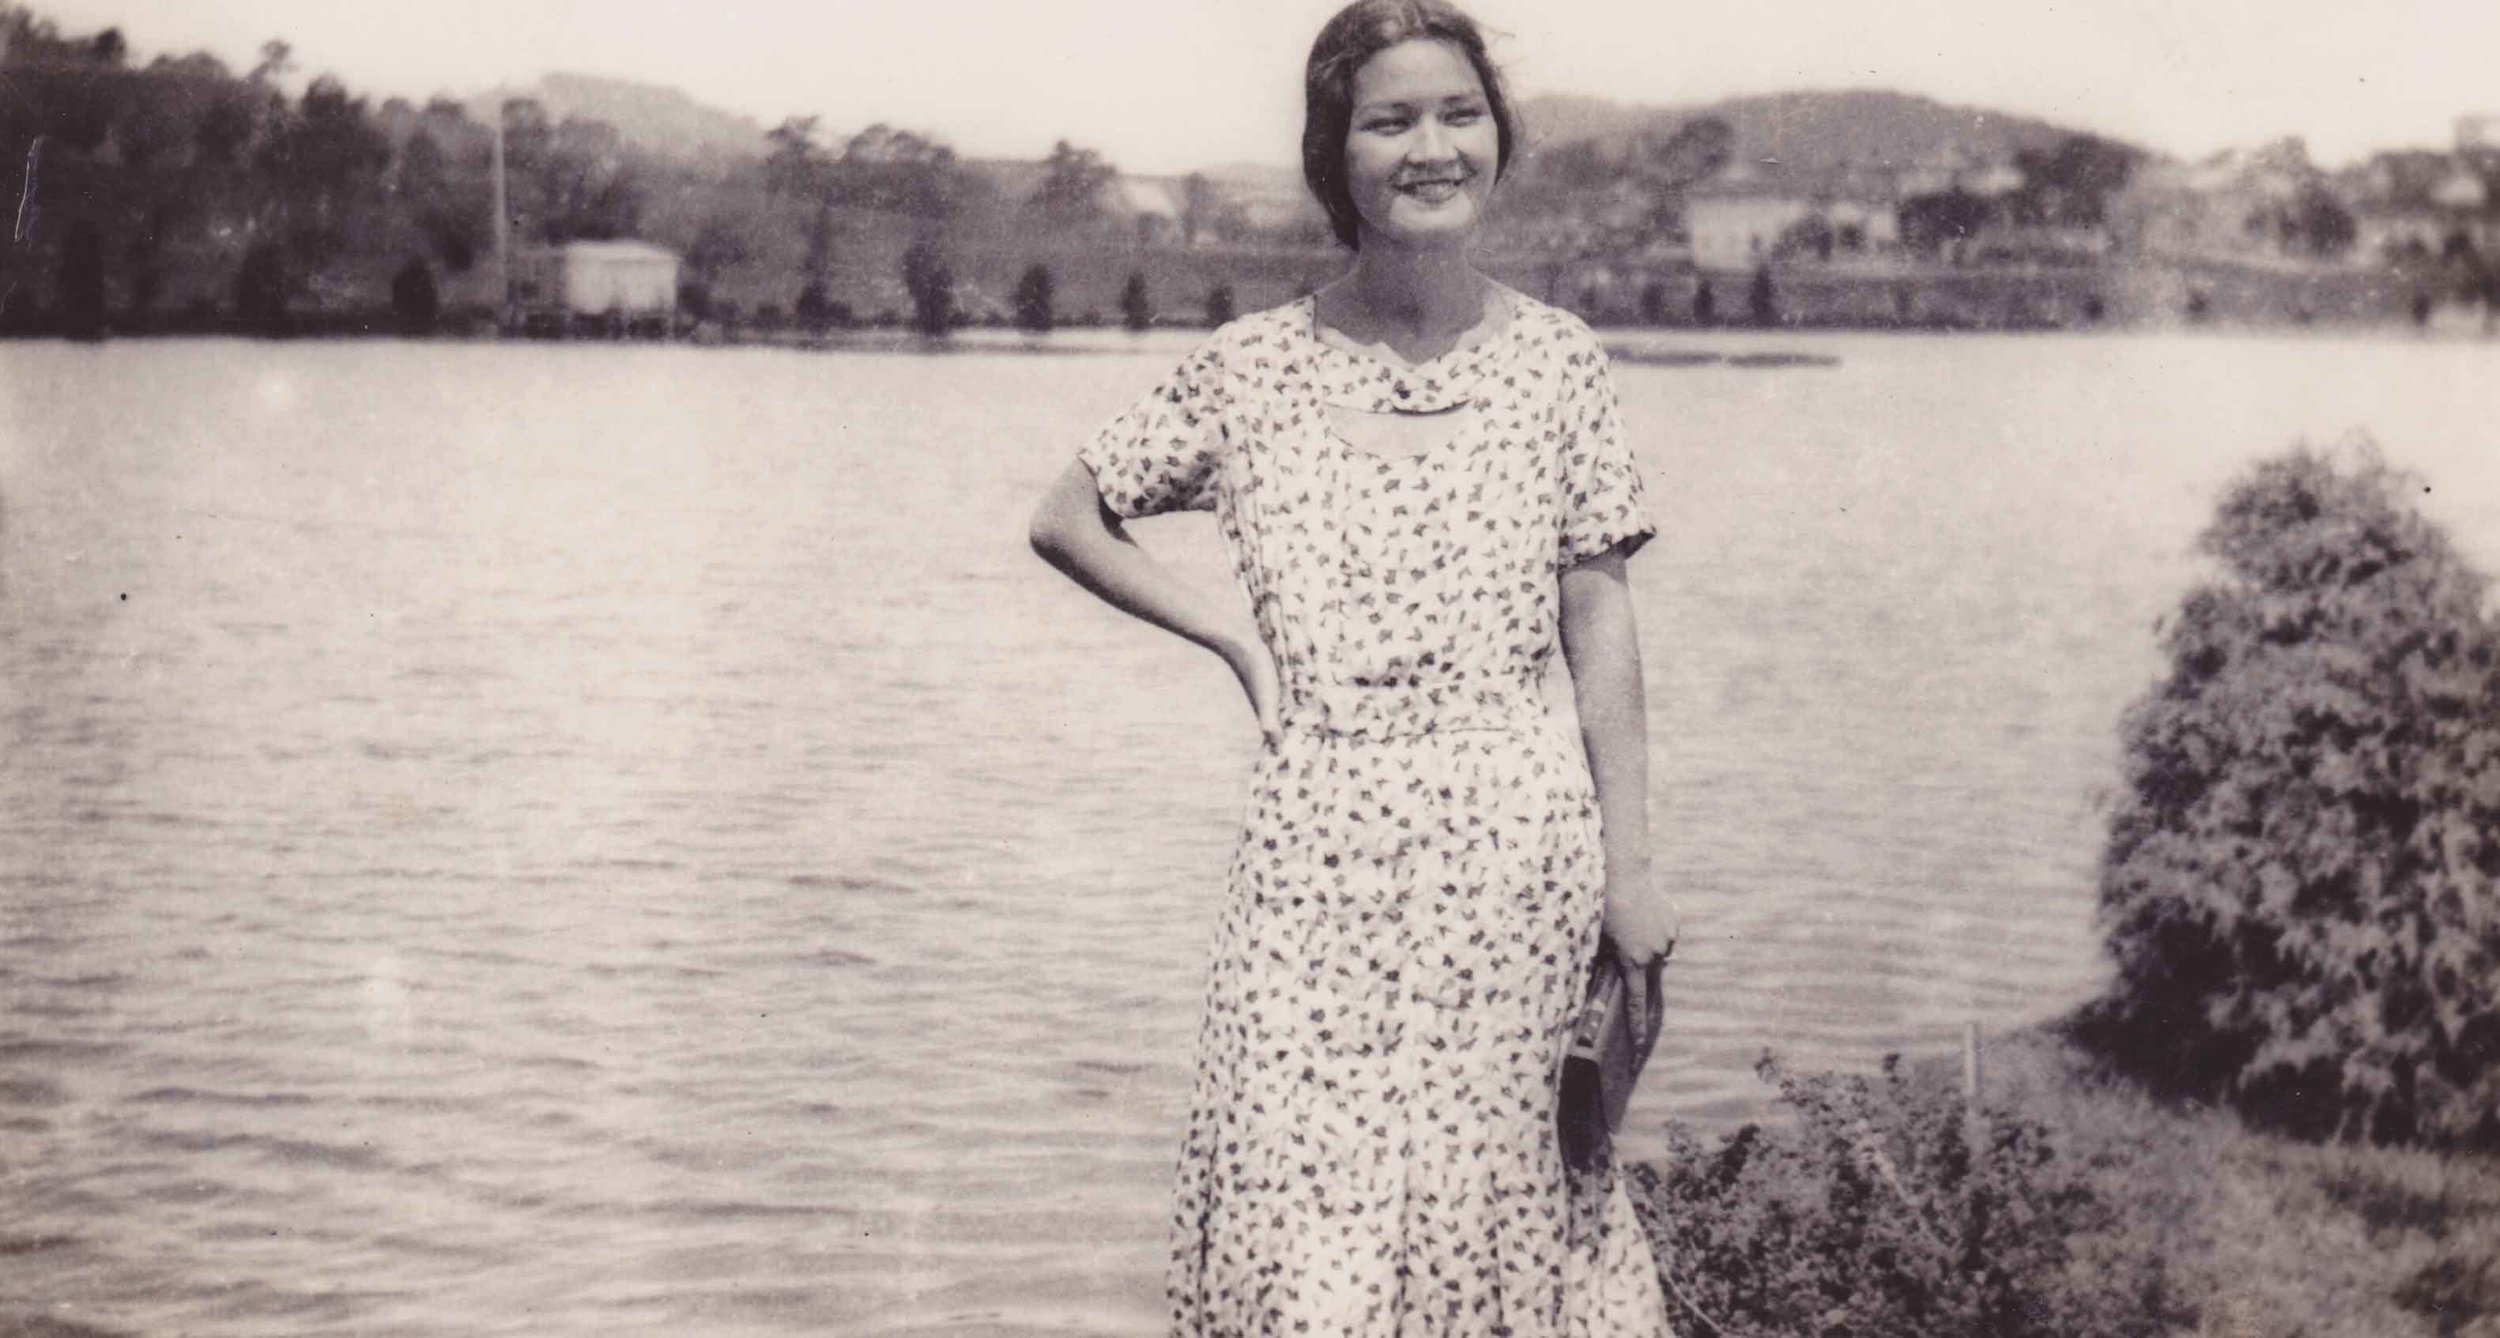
1641,1025,2500,1338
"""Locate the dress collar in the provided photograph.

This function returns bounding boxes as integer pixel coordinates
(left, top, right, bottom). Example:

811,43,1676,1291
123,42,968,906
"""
1299,291,1518,415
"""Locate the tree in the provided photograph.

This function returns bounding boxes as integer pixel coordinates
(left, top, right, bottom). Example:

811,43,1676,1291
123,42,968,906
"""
831,123,967,217
1029,139,1118,225
1692,277,1716,325
1119,271,1153,331
765,115,828,198
56,218,105,341
390,256,439,332
248,38,294,87
1012,263,1055,334
2010,134,2142,228
794,280,845,334
900,237,954,335
538,117,643,242
1747,265,1776,326
686,213,754,284
1204,281,1236,327
234,238,289,335
2080,445,2500,1149
1899,189,1993,257
1638,278,1669,325
1179,172,1244,246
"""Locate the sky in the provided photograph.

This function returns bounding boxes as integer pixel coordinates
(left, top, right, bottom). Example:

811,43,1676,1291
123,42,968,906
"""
27,0,2500,172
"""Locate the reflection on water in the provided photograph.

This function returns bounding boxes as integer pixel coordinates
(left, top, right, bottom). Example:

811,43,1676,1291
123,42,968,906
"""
3,332,2496,1336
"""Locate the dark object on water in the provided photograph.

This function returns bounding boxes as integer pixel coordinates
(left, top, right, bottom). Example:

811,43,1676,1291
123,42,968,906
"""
1726,352,1840,369
1557,938,1667,1174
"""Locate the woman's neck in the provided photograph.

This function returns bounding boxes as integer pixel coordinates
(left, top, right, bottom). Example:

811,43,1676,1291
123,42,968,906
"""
1324,242,1490,362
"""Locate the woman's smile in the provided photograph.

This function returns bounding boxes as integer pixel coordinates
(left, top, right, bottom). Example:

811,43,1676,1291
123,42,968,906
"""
1344,38,1501,247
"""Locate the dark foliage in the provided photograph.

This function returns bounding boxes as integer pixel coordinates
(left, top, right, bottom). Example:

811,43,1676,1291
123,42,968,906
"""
389,256,439,332
1204,281,1236,328
233,239,290,335
1012,264,1054,335
56,218,105,340
2079,445,2500,1148
1634,1054,2184,1338
1119,271,1152,332
901,238,954,336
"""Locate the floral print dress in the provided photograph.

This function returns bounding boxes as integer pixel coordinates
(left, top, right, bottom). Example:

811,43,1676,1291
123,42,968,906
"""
1080,292,1670,1337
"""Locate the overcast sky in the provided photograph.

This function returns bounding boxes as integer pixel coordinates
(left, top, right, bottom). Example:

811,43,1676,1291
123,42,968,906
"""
30,0,2500,172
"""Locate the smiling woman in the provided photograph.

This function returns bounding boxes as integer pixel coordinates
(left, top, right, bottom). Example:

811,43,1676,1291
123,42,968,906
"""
1027,2,1678,1334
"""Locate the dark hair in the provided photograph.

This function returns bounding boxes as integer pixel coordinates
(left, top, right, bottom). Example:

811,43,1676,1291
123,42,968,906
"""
1300,0,1520,250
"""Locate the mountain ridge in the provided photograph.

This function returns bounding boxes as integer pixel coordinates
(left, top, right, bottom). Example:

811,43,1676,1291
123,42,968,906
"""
459,76,2146,182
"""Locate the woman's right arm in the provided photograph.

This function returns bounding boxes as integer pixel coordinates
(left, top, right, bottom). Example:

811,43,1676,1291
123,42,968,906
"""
1029,460,1279,743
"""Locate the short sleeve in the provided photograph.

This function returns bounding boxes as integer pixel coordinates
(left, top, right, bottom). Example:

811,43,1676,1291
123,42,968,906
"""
1076,339,1227,519
1556,344,1657,567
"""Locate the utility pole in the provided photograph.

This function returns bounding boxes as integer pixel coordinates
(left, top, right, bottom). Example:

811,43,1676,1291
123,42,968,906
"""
491,103,510,329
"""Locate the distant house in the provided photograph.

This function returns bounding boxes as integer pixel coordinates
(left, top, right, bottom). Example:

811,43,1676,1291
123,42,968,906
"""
1684,161,1904,270
2339,140,2500,263
1110,178,1184,247
1685,162,1822,270
511,241,680,322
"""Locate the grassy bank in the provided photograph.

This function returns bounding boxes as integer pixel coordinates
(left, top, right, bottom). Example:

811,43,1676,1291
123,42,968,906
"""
1633,1027,2500,1337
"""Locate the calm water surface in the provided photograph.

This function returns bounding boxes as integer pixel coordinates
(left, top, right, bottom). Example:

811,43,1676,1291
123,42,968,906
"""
4,329,2496,1336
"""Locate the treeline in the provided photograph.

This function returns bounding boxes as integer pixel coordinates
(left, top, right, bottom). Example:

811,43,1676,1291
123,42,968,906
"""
0,3,1328,340
0,4,668,334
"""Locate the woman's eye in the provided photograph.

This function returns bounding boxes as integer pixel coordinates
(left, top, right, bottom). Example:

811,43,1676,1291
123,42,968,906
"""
1367,119,1409,134
1445,108,1482,124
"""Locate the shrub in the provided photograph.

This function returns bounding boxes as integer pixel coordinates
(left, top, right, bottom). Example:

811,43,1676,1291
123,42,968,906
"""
1204,281,1235,328
1633,1054,2182,1338
1120,271,1153,332
901,238,955,336
2079,444,2500,1147
389,256,440,333
1013,263,1055,334
234,240,290,336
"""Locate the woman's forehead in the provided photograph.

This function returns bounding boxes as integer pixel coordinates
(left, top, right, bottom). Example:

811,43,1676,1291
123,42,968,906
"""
1350,38,1485,107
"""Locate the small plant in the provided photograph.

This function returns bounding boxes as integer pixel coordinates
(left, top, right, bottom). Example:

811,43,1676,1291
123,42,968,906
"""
2079,444,2500,1148
1120,271,1153,332
1632,1053,2183,1338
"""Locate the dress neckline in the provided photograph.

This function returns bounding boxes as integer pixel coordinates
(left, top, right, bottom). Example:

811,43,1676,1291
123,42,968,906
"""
1301,287,1520,377
1300,289,1523,418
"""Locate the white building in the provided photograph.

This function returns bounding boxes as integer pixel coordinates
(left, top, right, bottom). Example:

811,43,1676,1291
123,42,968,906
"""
512,241,680,318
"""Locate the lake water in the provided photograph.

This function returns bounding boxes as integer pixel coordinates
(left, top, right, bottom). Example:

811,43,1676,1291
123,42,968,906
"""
3,328,2496,1337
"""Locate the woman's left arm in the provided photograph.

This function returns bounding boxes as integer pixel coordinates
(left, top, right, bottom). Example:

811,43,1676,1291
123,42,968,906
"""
1560,548,1678,966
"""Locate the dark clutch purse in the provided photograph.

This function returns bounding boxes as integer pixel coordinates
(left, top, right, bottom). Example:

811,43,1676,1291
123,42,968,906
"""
1557,937,1669,1175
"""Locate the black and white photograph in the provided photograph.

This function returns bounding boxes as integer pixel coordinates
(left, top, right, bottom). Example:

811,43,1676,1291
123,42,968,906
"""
3,1,2497,1334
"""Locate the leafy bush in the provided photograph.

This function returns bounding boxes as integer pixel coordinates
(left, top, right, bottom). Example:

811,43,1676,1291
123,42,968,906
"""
1632,1054,2182,1338
2079,444,2500,1148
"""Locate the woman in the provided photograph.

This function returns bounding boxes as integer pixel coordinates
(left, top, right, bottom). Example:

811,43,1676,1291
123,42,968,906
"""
1029,2,1676,1332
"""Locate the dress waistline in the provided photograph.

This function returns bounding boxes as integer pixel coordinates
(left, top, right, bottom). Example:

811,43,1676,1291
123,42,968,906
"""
1280,674,1546,743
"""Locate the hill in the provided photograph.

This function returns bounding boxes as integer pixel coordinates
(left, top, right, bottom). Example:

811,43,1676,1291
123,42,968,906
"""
468,72,768,162
1519,88,2140,171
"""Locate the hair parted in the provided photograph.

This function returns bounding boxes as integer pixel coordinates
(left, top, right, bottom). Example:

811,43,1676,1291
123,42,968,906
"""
1300,0,1520,250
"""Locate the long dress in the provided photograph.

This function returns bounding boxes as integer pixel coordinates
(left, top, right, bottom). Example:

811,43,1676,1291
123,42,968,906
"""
1078,292,1671,1337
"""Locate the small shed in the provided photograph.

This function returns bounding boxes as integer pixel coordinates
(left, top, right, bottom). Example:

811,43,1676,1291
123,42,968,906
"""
512,241,680,318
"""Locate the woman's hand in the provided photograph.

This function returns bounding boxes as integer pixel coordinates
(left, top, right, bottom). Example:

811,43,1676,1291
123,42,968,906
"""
1602,860,1679,967
1215,621,1281,746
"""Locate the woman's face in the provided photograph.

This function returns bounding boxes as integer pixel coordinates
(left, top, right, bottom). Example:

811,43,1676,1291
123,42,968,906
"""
1341,37,1499,250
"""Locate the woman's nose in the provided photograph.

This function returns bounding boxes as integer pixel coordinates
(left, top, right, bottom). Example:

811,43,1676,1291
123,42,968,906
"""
1407,116,1452,162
